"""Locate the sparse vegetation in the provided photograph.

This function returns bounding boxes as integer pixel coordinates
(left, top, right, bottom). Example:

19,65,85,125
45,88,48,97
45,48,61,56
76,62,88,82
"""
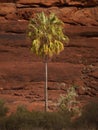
0,99,8,117
0,99,98,130
72,100,98,130
58,86,81,117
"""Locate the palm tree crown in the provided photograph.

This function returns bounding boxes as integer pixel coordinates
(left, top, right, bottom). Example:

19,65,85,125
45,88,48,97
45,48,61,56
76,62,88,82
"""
28,12,69,58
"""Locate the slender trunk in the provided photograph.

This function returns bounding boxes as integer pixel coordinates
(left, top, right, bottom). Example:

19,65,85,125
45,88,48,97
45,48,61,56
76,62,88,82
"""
45,60,48,112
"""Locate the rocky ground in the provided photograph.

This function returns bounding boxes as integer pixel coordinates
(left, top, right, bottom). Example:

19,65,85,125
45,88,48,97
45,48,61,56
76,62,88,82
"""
0,0,98,113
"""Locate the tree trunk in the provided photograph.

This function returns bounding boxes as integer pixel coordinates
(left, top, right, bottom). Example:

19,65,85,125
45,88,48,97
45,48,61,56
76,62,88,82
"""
45,61,48,111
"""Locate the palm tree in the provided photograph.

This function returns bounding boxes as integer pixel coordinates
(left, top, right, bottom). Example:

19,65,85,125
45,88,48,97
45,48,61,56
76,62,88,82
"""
27,12,69,111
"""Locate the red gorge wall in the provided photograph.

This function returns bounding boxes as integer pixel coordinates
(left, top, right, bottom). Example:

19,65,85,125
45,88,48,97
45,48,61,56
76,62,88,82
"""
0,0,98,111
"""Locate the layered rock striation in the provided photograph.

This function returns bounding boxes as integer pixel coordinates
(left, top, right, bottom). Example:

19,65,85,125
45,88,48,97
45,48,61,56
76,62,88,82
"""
0,0,98,111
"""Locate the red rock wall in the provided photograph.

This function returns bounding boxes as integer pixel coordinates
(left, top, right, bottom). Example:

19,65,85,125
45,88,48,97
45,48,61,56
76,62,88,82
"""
0,0,98,28
0,0,16,2
0,0,98,111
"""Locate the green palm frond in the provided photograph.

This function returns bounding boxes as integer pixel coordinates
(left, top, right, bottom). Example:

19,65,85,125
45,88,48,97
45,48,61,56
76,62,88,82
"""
28,12,69,58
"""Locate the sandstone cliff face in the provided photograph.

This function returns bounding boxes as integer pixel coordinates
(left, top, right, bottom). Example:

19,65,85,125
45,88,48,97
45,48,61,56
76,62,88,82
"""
0,0,98,111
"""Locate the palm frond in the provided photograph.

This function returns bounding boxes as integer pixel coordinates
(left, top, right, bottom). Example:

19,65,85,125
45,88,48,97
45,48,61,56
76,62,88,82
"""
27,12,69,58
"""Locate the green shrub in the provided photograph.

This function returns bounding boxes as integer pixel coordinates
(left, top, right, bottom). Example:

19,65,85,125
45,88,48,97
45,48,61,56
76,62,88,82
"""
39,112,64,130
0,99,8,117
5,106,44,130
73,100,98,130
0,99,8,130
82,100,98,125
0,104,72,130
5,105,33,130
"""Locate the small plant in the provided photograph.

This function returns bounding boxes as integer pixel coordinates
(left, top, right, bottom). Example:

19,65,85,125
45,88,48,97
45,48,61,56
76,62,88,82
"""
58,86,81,117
